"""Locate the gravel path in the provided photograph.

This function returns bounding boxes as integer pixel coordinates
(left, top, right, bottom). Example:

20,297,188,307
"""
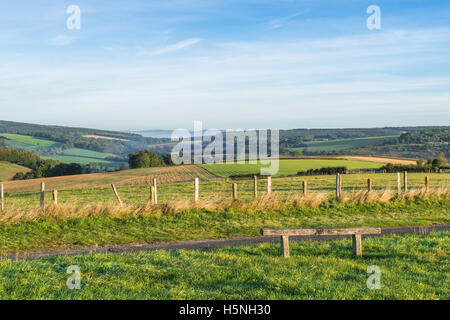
3,224,449,261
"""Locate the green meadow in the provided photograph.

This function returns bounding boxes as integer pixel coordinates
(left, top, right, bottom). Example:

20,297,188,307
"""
0,133,119,166
0,133,57,149
0,196,448,254
3,172,448,207
200,159,384,178
0,232,448,299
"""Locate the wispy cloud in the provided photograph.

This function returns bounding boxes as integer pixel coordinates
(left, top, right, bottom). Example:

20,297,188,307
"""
142,38,201,56
48,35,78,46
269,10,309,29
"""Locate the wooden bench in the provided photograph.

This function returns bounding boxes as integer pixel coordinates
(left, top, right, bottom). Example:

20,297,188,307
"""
260,227,381,258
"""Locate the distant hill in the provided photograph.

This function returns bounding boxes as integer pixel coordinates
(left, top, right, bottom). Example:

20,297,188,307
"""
284,127,449,160
0,120,171,167
1,120,448,164
345,129,450,159
0,120,140,140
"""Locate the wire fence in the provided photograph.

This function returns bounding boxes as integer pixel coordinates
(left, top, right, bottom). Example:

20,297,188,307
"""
1,171,449,210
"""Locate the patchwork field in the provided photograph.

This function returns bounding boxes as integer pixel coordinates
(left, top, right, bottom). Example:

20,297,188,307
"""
200,158,385,178
0,232,448,299
0,161,31,182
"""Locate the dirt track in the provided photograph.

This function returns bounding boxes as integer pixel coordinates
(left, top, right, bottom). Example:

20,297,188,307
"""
3,224,448,261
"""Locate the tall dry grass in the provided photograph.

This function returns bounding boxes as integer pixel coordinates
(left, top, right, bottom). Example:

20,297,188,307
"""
0,187,448,225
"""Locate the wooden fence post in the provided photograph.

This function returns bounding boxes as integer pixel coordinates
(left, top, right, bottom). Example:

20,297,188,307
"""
397,172,401,195
40,182,45,208
150,186,156,205
194,178,199,202
367,179,372,192
336,173,341,198
281,235,290,258
253,176,257,199
111,184,123,205
0,184,4,212
153,178,158,204
52,190,58,205
302,181,307,195
425,176,430,191
232,183,238,200
352,233,362,257
267,176,272,195
403,171,408,193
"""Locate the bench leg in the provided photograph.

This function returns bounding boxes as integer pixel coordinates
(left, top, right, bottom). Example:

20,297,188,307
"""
352,234,362,257
281,235,290,258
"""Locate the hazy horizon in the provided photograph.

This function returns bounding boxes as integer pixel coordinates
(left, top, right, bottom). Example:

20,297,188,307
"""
2,118,449,136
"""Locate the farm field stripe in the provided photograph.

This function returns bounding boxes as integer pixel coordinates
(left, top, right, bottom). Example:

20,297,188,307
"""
4,223,449,261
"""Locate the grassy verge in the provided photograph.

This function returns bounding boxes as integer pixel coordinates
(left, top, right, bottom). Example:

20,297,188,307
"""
0,196,448,254
0,232,448,299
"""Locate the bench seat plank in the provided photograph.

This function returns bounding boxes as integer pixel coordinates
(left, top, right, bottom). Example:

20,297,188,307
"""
261,227,381,236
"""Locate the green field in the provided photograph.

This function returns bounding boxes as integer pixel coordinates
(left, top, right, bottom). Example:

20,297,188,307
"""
60,148,117,159
0,196,448,253
0,133,57,149
0,232,447,299
3,172,449,207
41,155,116,165
201,159,385,177
292,136,399,153
1,133,119,166
0,161,30,182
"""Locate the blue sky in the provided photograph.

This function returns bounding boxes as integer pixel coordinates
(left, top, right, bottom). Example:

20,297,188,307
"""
1,0,449,130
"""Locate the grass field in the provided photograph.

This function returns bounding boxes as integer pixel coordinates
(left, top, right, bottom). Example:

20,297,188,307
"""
0,133,119,165
41,155,116,165
0,162,31,182
0,196,448,254
41,148,119,165
292,136,399,153
0,232,447,299
60,148,117,159
0,133,57,149
2,171,449,207
200,159,385,177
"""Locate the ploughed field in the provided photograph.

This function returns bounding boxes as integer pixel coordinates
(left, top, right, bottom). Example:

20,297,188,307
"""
1,165,215,194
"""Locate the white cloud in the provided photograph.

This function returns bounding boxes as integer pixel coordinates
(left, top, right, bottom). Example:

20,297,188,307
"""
2,28,450,129
48,35,78,46
141,38,201,56
269,10,309,29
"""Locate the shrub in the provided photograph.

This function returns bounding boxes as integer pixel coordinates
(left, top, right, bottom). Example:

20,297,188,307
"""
298,166,347,176
128,150,166,169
